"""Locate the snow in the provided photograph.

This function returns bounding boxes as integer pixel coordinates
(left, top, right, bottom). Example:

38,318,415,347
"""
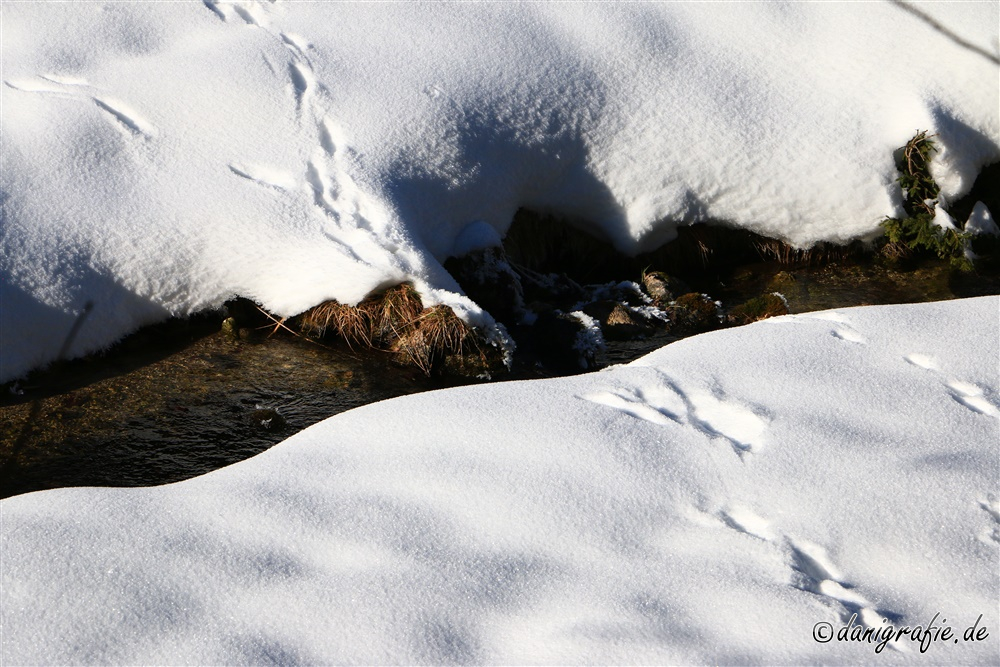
2,296,998,664
933,203,960,231
2,2,998,382
967,201,1000,237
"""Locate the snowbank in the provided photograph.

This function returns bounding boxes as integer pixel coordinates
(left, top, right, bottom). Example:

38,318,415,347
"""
2,297,998,664
2,2,998,382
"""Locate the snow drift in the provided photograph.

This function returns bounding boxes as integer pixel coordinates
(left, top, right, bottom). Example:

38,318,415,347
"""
2,297,998,664
1,2,998,381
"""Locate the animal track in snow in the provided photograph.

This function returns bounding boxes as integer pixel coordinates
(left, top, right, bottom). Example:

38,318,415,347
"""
903,353,939,370
685,389,767,454
39,74,89,87
811,312,866,344
581,374,768,456
202,0,226,21
232,3,263,27
288,61,314,110
229,163,297,190
280,33,311,60
718,505,773,541
306,159,345,212
831,327,866,344
905,352,1000,419
711,504,904,647
93,98,156,138
4,77,68,94
979,497,1000,545
5,77,156,139
582,386,682,427
947,380,1000,418
212,1,386,250
765,311,867,344
786,536,905,650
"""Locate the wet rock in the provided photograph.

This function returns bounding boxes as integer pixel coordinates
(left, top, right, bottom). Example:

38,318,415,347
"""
769,271,796,288
532,311,601,372
220,317,242,342
249,407,286,431
444,247,524,324
519,269,587,309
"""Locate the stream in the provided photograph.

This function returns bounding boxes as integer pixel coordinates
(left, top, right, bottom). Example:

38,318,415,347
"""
2,257,996,499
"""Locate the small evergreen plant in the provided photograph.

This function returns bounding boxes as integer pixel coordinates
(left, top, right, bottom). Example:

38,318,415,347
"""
879,131,971,269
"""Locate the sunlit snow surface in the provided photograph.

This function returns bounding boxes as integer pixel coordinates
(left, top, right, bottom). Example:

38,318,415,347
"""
2,297,998,664
2,2,999,381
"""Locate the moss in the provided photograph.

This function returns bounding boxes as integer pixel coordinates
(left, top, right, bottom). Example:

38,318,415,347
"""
221,317,239,340
665,293,721,334
640,270,690,306
726,293,789,326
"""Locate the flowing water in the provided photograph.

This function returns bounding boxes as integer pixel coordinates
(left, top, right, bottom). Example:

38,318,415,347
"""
2,258,995,498
0,323,467,498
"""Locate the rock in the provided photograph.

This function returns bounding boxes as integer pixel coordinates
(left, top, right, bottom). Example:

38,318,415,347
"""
532,311,600,372
444,247,524,324
249,407,286,431
518,270,587,309
221,317,239,340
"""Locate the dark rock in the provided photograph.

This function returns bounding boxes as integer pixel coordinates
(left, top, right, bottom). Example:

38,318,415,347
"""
249,407,286,431
444,247,524,324
532,311,599,372
519,269,587,309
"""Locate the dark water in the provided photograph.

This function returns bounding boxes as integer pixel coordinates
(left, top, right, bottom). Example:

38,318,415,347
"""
2,258,995,499
0,326,466,498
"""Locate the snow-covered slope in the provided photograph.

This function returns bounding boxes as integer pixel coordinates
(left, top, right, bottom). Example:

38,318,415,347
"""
2,3,998,382
2,297,998,664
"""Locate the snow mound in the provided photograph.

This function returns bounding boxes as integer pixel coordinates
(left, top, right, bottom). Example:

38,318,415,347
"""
1,3,998,381
2,297,998,664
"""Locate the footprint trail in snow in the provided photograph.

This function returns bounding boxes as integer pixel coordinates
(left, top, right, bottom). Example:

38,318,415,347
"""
904,353,1000,419
581,372,768,457
4,77,157,140
712,503,907,651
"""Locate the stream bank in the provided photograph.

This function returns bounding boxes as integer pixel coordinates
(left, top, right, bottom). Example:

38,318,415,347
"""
4,157,999,498
3,247,996,500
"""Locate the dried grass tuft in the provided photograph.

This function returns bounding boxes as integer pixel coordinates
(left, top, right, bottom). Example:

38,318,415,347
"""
298,300,373,347
752,238,863,266
297,283,425,348
392,305,484,375
297,286,497,376
360,283,423,343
